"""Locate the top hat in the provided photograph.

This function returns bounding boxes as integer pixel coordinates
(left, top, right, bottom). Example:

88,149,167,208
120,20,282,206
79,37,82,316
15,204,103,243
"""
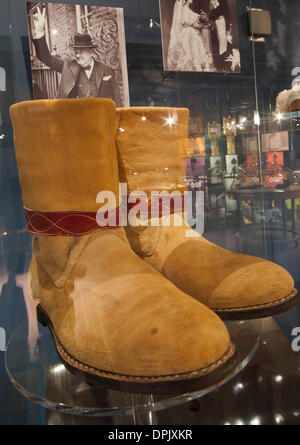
71,33,97,49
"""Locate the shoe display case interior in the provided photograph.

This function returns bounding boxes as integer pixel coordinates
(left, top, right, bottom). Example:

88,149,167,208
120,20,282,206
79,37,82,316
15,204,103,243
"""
0,0,300,425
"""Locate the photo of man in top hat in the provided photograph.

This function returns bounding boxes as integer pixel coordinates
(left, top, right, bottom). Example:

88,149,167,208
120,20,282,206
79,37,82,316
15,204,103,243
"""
27,3,128,105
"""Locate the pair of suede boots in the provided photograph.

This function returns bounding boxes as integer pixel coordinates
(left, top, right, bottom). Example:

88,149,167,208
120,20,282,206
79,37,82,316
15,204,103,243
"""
10,98,298,391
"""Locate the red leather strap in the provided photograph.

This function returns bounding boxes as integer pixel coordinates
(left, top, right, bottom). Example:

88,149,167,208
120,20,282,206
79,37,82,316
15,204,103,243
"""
24,195,185,236
25,208,120,236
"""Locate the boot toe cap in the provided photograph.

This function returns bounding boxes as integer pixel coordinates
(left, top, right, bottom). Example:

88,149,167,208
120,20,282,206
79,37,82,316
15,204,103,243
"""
210,256,295,311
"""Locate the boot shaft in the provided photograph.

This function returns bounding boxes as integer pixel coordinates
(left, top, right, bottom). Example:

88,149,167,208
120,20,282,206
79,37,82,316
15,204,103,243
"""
116,107,189,196
10,98,119,212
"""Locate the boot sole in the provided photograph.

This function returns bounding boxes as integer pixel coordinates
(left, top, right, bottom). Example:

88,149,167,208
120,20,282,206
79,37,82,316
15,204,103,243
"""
37,305,237,394
215,288,299,321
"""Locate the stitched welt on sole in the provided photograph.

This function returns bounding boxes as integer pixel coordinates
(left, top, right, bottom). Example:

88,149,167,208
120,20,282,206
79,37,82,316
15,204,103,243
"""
214,289,299,321
215,289,298,312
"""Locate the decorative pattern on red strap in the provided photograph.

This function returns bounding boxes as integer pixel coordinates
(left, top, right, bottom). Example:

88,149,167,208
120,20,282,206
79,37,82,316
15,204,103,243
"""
25,208,120,236
24,195,186,236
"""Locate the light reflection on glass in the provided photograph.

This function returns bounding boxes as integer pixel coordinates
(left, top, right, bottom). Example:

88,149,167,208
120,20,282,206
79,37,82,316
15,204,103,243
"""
233,382,244,393
274,413,284,425
254,111,260,126
52,364,65,374
250,416,261,425
166,117,175,126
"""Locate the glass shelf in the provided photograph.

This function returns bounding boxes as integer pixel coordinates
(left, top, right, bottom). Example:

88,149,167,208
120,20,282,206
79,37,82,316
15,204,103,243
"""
5,318,261,419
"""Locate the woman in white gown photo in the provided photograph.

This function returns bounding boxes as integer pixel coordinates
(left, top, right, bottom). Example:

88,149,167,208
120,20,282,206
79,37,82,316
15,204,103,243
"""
167,0,215,71
164,0,241,73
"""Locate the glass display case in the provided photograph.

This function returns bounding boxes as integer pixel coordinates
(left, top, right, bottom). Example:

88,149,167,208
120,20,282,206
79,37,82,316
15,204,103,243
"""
0,0,300,426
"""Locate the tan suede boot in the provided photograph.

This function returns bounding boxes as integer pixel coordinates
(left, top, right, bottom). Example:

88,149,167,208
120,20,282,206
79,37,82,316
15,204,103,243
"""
10,98,235,391
116,107,298,320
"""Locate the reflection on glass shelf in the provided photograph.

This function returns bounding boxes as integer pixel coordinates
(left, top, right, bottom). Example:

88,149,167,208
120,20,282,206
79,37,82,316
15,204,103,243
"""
5,319,261,418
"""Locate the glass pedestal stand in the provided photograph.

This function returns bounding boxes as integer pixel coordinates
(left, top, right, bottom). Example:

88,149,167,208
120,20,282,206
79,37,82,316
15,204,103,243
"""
5,319,261,424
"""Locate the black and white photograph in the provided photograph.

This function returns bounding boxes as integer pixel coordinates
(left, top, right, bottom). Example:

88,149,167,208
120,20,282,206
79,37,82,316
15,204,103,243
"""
160,0,241,72
26,2,129,105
